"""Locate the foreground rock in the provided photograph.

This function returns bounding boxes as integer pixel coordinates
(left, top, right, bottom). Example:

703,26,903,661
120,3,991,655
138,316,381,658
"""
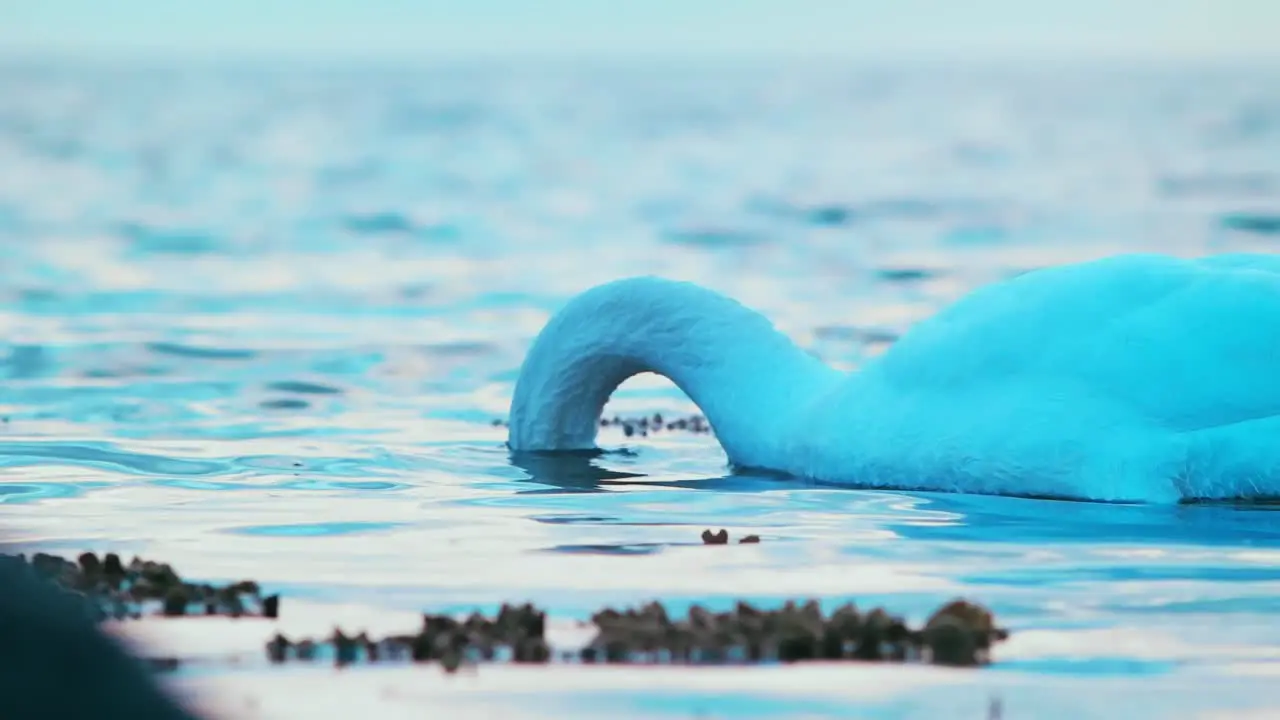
0,555,202,720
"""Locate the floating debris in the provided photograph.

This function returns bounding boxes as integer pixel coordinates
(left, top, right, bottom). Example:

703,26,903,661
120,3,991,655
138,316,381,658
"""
492,413,715,439
700,529,761,545
0,551,277,620
269,598,1006,670
701,529,729,545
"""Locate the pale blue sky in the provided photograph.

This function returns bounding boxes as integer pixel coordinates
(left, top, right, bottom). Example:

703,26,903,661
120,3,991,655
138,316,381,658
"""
3,0,1277,61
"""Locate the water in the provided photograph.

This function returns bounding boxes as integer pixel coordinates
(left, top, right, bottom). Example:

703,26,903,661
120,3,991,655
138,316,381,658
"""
2,59,1280,718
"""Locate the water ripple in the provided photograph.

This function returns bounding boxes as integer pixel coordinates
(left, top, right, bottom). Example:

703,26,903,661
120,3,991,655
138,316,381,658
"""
0,481,102,503
224,521,407,537
145,342,257,361
0,441,229,475
266,380,344,395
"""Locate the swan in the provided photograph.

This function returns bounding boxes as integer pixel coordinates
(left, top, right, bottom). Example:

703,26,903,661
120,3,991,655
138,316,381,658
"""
507,253,1280,504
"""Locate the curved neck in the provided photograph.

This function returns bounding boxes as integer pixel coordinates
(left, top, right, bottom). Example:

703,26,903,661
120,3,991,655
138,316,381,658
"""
507,277,841,467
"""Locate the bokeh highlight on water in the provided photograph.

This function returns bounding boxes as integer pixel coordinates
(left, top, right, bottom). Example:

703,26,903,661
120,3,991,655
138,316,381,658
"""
2,60,1280,717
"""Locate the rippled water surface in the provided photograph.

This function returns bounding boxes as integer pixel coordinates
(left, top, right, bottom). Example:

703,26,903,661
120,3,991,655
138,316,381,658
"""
3,60,1280,718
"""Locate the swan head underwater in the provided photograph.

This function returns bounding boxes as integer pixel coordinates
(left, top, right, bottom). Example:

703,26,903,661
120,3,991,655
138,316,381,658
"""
508,253,1280,504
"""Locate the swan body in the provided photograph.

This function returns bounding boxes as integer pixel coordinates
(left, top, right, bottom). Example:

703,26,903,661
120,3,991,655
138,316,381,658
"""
508,253,1280,503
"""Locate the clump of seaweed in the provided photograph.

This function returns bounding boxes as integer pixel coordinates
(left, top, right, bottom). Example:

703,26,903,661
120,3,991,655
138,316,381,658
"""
6,550,1008,673
265,602,550,672
700,528,761,544
582,598,1006,667
269,597,1007,671
492,413,714,438
0,551,278,621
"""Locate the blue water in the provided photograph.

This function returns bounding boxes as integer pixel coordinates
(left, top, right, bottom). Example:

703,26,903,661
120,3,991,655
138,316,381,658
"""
2,60,1280,718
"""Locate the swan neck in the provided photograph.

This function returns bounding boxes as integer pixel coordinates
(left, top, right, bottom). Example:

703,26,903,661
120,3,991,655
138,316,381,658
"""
507,277,837,463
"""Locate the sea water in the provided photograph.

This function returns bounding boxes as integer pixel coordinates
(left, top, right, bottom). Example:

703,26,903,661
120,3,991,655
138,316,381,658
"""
1,59,1280,718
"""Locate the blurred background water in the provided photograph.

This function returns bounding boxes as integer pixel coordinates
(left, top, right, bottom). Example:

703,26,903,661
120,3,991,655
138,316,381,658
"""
4,2,1280,718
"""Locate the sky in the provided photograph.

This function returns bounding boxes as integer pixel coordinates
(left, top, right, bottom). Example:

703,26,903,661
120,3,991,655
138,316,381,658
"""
2,0,1278,62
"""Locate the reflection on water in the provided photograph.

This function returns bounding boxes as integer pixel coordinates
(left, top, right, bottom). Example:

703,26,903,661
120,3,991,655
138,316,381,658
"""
2,60,1280,717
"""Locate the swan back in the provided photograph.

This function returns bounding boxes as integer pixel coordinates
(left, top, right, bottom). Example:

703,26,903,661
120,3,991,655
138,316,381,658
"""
787,254,1280,502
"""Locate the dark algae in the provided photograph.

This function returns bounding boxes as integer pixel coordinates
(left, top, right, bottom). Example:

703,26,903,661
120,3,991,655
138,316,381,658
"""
271,598,1007,670
0,551,278,620
268,603,551,672
581,598,1006,667
701,528,730,545
701,528,761,544
493,412,716,438
599,412,714,438
4,550,1008,672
